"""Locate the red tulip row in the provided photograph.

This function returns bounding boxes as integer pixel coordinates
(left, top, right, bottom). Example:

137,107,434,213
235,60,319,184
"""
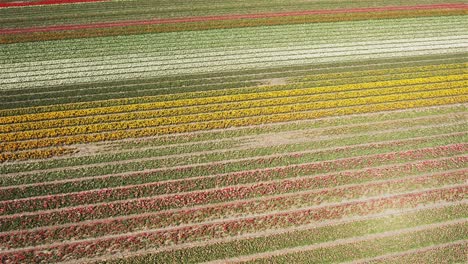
3,9,465,45
0,0,105,8
0,185,464,263
0,170,464,250
0,154,465,217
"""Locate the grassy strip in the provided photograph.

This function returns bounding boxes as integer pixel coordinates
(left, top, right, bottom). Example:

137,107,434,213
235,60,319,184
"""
1,187,464,263
246,221,466,263
0,122,465,187
0,171,464,247
1,9,465,44
97,203,467,264
1,155,463,215
2,109,462,173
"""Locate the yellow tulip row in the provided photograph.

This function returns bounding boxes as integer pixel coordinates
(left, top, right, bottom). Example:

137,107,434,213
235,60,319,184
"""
0,63,464,122
0,147,75,163
1,73,466,127
2,63,461,120
1,91,466,152
294,63,467,82
1,79,466,134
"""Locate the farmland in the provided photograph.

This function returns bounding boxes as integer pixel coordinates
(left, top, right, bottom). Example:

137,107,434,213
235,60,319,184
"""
0,0,467,263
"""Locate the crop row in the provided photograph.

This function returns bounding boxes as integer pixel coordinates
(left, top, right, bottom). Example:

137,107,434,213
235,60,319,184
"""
2,41,465,91
357,242,467,264
1,86,466,145
1,127,465,189
1,132,465,198
243,220,466,264
2,15,461,61
0,1,461,26
0,187,464,263
1,2,461,31
2,8,465,44
0,147,75,163
2,27,462,71
3,109,461,173
1,54,464,114
0,119,466,188
2,66,464,123
1,61,463,116
3,78,466,134
0,70,464,125
102,104,466,152
3,62,464,110
97,203,467,264
2,39,465,90
295,63,465,82
2,93,465,153
4,36,463,75
4,36,460,77
1,155,464,216
0,169,464,243
1,53,463,109
2,102,464,172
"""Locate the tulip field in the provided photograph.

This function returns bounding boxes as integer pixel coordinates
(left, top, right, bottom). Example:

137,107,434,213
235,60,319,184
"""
0,0,467,263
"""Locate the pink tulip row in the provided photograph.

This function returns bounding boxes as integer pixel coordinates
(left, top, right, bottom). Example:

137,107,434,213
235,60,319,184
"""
1,134,463,197
1,170,464,249
1,143,465,216
1,154,465,233
0,185,464,263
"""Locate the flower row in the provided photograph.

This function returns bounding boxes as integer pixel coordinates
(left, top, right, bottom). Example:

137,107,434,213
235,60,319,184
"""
0,170,464,249
1,73,465,127
1,155,464,216
1,8,464,44
97,204,468,264
1,134,464,199
0,147,74,163
0,186,464,263
243,221,466,264
294,63,464,82
1,76,465,134
1,95,466,152
1,84,465,144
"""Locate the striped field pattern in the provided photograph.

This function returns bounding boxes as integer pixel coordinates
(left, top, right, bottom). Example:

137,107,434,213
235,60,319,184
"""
0,0,467,263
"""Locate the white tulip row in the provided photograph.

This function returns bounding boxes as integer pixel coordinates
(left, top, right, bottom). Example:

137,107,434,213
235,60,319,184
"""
0,44,465,90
